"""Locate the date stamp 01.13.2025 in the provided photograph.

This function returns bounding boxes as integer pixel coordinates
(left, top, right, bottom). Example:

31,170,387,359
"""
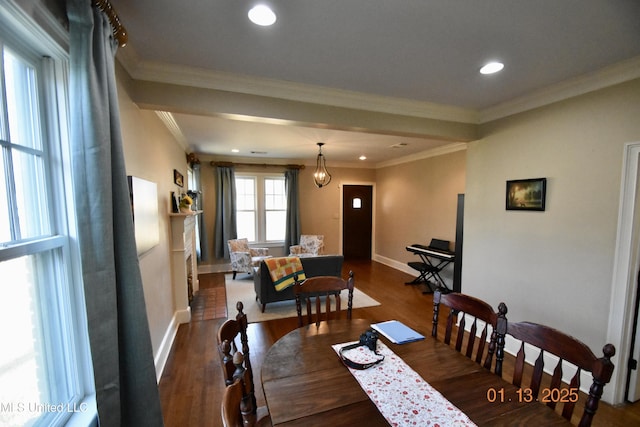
486,387,579,404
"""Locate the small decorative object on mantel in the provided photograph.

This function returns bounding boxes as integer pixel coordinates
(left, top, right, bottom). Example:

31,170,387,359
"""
186,190,199,204
179,193,193,213
506,178,547,211
171,191,180,213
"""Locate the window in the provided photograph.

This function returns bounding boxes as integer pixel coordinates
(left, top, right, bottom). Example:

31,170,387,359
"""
235,176,256,241
264,177,286,241
0,5,93,427
235,174,286,243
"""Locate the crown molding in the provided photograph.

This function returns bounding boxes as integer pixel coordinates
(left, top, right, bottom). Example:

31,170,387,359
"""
116,46,478,125
480,56,640,123
375,142,468,169
201,142,465,170
155,111,188,150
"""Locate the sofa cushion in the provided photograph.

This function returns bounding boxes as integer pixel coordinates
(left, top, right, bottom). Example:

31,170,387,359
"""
299,255,343,277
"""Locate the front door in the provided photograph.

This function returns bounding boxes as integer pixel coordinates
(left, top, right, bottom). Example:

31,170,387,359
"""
342,185,373,260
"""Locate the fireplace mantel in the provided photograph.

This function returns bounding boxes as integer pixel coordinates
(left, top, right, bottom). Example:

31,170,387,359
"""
169,211,201,323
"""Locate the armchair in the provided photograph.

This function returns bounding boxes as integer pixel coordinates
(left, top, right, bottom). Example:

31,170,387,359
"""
289,235,324,256
228,238,270,279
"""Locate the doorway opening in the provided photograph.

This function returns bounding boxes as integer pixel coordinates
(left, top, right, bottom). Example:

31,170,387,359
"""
610,142,640,404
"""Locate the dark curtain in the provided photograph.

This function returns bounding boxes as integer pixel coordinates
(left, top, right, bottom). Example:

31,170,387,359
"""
214,165,237,258
67,1,164,426
284,168,301,250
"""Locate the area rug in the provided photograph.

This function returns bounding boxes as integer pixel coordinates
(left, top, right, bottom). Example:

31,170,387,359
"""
225,274,380,322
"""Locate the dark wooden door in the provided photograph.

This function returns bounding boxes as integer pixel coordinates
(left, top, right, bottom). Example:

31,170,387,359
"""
342,185,373,259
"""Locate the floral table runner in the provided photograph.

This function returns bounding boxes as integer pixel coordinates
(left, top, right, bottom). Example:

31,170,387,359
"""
332,340,477,426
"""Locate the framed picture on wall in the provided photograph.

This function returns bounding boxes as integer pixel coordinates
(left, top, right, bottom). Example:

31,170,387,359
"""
506,178,546,211
174,169,184,187
127,176,160,255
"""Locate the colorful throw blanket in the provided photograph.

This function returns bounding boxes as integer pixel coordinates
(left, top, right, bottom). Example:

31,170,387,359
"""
265,257,306,291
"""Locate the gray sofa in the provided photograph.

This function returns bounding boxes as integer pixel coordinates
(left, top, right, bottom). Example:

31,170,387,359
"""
253,255,344,312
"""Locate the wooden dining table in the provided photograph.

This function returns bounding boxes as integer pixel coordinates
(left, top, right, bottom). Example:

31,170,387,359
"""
261,318,573,426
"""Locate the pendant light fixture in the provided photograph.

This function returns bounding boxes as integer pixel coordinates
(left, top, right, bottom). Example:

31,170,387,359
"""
313,142,332,188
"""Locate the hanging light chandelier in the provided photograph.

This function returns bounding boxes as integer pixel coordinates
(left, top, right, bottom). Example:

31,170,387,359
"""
313,142,332,188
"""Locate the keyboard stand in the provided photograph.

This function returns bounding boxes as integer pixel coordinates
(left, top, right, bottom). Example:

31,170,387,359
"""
405,247,454,293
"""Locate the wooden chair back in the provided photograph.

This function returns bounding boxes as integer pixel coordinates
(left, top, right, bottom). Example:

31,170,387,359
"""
432,290,507,375
220,352,260,427
221,377,245,427
217,302,251,384
293,271,354,327
506,321,615,427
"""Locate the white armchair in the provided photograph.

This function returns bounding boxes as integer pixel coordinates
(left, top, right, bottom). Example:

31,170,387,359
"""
227,238,270,279
289,235,324,257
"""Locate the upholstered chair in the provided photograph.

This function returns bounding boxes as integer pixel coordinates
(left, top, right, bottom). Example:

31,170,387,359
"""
228,238,270,279
289,235,324,257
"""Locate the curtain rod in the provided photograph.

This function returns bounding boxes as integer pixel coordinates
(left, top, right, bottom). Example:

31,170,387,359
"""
210,161,305,170
92,0,128,47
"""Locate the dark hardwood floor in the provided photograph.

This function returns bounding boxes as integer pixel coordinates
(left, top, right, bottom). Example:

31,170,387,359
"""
159,260,640,426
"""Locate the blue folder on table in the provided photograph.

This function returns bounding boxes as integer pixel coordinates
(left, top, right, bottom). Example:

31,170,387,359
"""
371,320,425,344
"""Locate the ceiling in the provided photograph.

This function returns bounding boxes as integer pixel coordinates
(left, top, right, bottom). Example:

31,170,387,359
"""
110,0,640,166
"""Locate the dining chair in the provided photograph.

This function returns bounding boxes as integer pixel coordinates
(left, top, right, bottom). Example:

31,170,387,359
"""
217,302,270,425
432,289,508,375
505,320,615,427
293,271,354,327
220,352,271,427
221,377,245,427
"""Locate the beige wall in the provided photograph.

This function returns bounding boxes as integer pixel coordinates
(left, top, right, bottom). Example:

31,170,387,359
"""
465,78,640,402
117,67,189,369
375,149,466,267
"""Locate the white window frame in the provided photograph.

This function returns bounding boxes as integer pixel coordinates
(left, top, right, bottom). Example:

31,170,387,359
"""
0,3,95,426
235,172,286,245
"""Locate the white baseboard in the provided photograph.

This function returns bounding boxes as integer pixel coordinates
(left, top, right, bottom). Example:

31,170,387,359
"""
175,307,191,324
373,253,415,276
154,313,180,383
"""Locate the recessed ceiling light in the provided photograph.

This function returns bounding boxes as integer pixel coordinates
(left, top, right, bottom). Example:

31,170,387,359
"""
359,155,367,160
480,62,504,75
248,5,276,26
231,149,239,153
